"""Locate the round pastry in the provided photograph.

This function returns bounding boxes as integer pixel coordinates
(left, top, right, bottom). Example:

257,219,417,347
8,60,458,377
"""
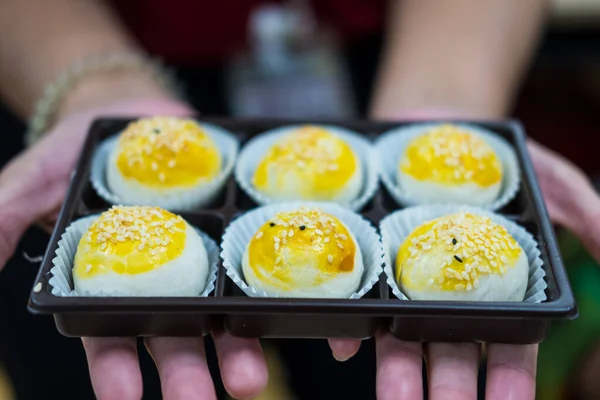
397,124,503,206
242,207,364,298
396,212,528,301
252,126,363,203
73,205,209,296
106,116,222,205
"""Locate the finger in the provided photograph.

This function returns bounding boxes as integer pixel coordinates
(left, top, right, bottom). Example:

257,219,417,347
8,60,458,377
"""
526,140,600,260
82,337,142,400
376,332,424,400
426,343,480,400
145,337,216,400
328,339,361,361
485,344,537,400
213,331,268,400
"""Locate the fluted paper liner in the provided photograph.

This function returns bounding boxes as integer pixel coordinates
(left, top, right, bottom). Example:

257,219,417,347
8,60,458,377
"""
380,205,547,302
91,122,239,210
234,125,379,211
375,123,520,211
221,202,384,298
48,214,219,297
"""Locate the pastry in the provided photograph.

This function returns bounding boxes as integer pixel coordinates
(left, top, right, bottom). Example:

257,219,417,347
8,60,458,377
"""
73,205,209,296
396,212,528,301
397,124,503,206
106,117,222,207
252,126,363,203
242,207,364,297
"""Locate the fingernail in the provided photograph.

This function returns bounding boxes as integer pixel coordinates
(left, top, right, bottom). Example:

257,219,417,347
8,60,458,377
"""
332,352,351,362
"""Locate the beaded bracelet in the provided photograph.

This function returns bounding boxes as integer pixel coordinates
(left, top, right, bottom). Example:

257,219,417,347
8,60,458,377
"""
25,52,185,146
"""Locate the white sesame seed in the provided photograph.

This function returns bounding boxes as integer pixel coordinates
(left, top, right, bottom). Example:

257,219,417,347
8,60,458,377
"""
33,282,42,293
428,278,435,287
315,229,323,235
168,160,176,168
327,255,333,263
275,243,280,251
337,242,344,249
461,271,470,280
339,234,347,240
274,236,280,243
466,282,473,291
255,231,263,239
455,284,466,291
151,162,158,171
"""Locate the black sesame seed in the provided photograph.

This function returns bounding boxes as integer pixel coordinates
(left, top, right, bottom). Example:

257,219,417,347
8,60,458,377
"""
452,238,457,245
299,225,306,230
270,222,275,227
454,255,463,263
153,128,161,134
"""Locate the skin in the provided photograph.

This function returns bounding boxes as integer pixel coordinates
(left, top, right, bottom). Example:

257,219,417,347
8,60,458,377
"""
0,0,598,399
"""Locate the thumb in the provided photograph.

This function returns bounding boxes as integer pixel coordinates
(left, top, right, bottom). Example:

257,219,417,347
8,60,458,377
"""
0,144,69,268
527,140,600,262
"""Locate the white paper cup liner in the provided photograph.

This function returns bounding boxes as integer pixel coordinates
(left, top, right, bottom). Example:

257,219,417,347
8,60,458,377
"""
375,123,520,211
91,122,239,210
380,205,547,302
234,125,379,211
48,214,219,297
221,202,384,298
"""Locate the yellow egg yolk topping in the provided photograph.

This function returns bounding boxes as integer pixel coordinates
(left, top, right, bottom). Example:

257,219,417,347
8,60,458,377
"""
115,117,221,189
252,126,359,199
400,124,502,187
396,212,522,292
74,205,187,279
247,207,356,291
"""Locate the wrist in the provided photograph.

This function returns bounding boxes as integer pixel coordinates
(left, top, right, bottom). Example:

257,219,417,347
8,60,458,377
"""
370,107,484,121
56,70,180,121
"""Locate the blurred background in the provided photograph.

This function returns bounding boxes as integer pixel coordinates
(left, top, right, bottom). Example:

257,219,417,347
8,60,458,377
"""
1,0,600,399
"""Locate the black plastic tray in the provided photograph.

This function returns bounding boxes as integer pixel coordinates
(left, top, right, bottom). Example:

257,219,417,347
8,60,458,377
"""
28,117,577,343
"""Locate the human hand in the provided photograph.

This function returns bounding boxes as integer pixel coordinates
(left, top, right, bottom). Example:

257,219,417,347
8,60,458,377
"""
370,138,600,400
328,111,600,400
0,97,268,399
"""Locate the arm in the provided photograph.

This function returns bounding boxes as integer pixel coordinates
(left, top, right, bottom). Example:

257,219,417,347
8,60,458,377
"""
370,0,549,119
0,2,267,399
0,0,173,119
368,2,576,400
